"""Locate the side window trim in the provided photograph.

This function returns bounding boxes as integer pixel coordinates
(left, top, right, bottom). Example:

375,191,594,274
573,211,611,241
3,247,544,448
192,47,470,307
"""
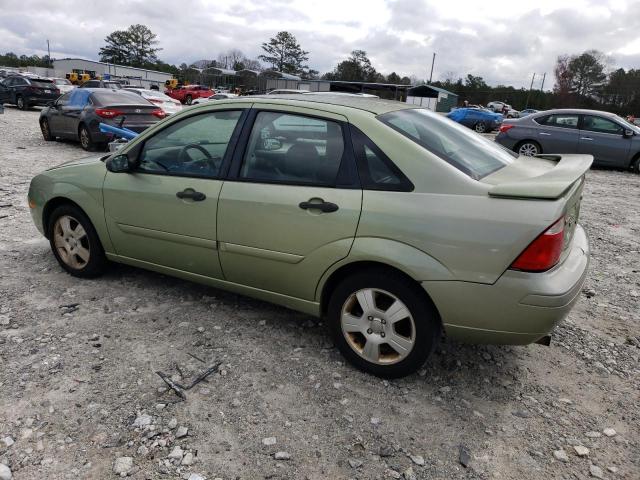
227,108,359,189
349,125,414,192
131,109,249,180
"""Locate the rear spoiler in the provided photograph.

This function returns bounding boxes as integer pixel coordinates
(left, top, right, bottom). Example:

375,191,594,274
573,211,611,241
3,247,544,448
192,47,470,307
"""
488,154,593,200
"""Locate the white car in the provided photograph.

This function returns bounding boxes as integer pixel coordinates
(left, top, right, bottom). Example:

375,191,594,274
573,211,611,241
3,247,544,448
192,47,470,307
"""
192,93,239,105
487,101,520,118
123,87,182,115
266,89,310,95
49,78,76,94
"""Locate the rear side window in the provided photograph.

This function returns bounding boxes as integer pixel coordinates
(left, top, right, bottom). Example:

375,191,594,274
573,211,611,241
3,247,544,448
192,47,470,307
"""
535,114,578,129
379,109,515,179
239,111,345,186
350,126,412,191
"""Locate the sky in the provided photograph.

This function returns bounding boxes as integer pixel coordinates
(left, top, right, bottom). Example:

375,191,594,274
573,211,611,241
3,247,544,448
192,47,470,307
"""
1,0,640,88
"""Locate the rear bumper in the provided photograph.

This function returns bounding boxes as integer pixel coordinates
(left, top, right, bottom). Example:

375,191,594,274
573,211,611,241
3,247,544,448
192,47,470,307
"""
423,224,589,345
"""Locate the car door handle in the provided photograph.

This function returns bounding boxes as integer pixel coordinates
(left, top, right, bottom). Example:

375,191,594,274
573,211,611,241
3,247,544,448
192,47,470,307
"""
580,137,593,141
176,189,206,201
299,199,339,213
540,132,551,136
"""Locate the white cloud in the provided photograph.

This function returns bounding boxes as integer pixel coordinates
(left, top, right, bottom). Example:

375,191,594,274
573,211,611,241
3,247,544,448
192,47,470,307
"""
1,0,639,87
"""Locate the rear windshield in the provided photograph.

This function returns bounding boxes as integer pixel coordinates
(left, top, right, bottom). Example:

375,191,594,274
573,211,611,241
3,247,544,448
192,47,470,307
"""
91,90,150,106
31,80,54,88
378,108,516,179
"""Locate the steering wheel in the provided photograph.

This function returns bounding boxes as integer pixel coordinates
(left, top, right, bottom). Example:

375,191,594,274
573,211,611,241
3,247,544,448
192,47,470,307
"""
178,143,213,163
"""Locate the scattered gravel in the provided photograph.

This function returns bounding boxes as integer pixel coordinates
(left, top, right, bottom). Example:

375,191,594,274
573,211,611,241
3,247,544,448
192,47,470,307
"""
0,108,638,478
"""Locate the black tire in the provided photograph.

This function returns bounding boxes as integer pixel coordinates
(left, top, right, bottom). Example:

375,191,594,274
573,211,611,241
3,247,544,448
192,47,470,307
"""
632,155,640,174
16,95,27,110
515,140,542,156
185,95,192,105
327,268,441,378
474,122,487,133
47,204,108,278
40,119,54,141
78,124,95,151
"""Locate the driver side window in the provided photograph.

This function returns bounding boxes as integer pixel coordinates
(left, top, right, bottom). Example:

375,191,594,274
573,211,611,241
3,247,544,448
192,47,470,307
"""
138,110,242,177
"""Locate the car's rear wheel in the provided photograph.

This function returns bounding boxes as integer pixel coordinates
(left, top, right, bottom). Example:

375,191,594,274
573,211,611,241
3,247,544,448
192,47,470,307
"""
47,204,107,278
40,119,54,141
185,95,193,105
16,95,27,110
79,124,95,151
328,269,440,378
474,122,487,133
517,140,541,156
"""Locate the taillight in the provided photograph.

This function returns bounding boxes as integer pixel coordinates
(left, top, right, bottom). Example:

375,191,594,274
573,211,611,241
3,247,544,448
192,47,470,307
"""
499,124,515,133
151,108,166,119
95,108,124,118
510,217,565,272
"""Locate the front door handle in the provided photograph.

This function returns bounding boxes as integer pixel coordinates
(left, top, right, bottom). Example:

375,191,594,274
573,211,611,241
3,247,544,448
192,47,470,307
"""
176,188,206,201
299,199,339,213
540,132,551,136
580,137,593,141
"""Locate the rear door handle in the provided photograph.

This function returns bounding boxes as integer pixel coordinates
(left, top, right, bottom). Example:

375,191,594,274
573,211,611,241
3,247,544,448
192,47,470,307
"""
580,137,593,141
299,199,339,213
540,132,551,136
176,188,206,201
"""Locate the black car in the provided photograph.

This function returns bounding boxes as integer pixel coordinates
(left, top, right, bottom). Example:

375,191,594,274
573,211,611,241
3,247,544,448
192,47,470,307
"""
39,89,166,151
78,80,123,89
0,75,60,110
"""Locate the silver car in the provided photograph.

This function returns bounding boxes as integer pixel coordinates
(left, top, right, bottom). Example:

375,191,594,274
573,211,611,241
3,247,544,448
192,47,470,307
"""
496,109,640,172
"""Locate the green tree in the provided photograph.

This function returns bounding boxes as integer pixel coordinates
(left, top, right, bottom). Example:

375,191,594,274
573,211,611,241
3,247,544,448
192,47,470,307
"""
323,50,378,82
568,50,607,97
386,72,401,84
259,31,309,74
99,24,161,67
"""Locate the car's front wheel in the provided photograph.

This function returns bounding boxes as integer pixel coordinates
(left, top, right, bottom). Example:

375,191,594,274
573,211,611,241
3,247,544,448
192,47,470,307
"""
328,269,440,378
517,140,541,156
40,119,54,141
16,95,27,110
47,204,107,278
632,155,640,174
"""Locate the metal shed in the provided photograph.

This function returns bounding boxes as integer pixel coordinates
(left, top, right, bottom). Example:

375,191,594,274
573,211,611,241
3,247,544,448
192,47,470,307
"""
406,85,458,112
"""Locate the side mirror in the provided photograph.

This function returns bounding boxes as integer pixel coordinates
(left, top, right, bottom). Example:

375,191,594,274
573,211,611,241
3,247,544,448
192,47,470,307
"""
623,129,634,138
106,154,132,173
262,138,282,151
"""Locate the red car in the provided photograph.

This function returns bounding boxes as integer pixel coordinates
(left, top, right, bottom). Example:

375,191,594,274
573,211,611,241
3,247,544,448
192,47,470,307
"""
165,85,214,105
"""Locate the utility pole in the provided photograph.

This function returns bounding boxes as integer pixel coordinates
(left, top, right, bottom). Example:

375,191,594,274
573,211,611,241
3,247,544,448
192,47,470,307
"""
429,52,436,84
539,72,546,92
525,72,536,108
47,39,51,71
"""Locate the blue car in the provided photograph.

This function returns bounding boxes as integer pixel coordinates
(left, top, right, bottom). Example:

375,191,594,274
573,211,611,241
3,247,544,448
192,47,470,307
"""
447,108,503,133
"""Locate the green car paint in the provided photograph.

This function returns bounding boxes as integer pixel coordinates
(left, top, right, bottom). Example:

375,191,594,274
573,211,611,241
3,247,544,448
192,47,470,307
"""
28,95,591,344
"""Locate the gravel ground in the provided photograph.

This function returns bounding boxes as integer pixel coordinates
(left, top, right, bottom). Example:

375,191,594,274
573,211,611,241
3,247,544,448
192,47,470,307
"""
0,107,638,480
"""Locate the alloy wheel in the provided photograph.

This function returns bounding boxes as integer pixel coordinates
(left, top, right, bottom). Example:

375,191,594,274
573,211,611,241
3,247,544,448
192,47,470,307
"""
340,288,416,365
53,215,90,270
80,127,90,149
518,142,539,156
16,96,24,109
41,120,50,140
474,122,486,133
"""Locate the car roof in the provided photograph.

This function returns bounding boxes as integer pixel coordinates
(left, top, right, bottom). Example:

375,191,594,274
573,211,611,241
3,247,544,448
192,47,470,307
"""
244,94,416,115
535,108,620,118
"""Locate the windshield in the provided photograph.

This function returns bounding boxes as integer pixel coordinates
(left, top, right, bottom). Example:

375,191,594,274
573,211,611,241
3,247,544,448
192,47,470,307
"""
613,114,640,132
378,108,516,179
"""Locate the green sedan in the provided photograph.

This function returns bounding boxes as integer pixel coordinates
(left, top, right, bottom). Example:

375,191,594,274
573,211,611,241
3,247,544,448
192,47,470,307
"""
28,95,591,378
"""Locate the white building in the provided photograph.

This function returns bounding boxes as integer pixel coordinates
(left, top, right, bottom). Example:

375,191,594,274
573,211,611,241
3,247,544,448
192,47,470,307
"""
52,58,173,88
